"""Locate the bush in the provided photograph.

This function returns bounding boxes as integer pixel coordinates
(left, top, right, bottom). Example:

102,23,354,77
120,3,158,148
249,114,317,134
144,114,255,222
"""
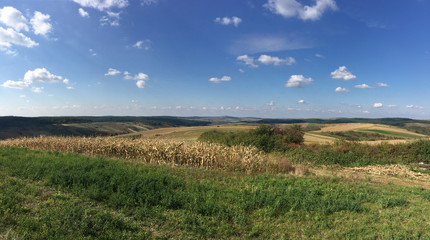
198,125,304,153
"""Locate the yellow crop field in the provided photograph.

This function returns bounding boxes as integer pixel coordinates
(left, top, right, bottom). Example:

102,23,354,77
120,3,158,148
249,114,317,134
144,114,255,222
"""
0,136,279,173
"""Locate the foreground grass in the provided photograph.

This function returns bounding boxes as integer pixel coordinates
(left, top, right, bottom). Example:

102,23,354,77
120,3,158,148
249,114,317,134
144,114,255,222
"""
2,147,430,239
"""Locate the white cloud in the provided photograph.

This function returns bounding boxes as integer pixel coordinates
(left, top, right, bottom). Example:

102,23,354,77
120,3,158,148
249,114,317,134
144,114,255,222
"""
89,48,96,56
331,66,356,80
124,72,149,80
73,0,128,11
24,68,65,83
354,84,373,89
1,80,31,89
334,87,349,92
257,54,296,66
376,82,388,87
238,68,244,73
214,16,242,27
373,103,383,108
2,68,67,92
268,101,275,106
105,68,121,76
79,8,90,18
209,75,231,83
285,75,313,88
264,0,338,21
298,99,305,104
66,86,74,90
0,26,38,48
236,54,258,68
406,105,424,109
0,6,29,32
31,87,43,93
0,45,17,56
30,11,52,36
133,40,151,50
141,0,158,6
100,11,121,26
315,53,324,58
136,80,146,88
387,105,397,108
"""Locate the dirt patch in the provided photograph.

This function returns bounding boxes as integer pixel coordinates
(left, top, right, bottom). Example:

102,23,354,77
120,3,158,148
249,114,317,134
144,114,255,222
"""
345,164,430,181
311,164,430,189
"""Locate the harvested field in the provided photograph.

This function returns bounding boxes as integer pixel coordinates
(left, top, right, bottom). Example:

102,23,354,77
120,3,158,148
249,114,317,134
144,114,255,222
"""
121,125,255,141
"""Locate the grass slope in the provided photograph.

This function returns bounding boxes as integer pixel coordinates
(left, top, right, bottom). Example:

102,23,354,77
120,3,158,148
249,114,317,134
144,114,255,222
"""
2,147,430,239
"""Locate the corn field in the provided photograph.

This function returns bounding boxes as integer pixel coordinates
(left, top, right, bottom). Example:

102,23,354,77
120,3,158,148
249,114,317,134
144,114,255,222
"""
0,136,280,173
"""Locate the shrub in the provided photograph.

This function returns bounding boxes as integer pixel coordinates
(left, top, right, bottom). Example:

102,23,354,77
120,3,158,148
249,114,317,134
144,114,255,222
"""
198,125,304,153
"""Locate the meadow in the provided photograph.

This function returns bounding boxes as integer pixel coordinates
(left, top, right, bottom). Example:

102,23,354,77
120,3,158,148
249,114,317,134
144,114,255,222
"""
1,121,430,239
2,147,430,239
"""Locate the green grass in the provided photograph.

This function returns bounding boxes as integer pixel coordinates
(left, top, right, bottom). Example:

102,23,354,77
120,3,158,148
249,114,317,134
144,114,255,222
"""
2,147,430,239
361,129,423,139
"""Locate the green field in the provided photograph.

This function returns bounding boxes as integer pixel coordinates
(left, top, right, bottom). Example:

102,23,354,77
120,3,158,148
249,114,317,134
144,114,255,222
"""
2,147,430,239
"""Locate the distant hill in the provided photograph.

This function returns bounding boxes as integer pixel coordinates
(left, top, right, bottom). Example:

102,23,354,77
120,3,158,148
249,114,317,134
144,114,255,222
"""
1,116,429,140
254,118,429,126
0,116,211,139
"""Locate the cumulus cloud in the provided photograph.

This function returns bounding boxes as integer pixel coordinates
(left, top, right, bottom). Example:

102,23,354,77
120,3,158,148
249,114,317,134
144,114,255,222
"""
376,82,388,87
0,6,29,32
298,99,305,104
79,8,89,17
124,72,149,80
373,103,383,108
73,0,128,11
331,66,356,80
100,11,120,26
264,0,338,21
105,68,121,76
354,84,373,89
30,11,52,36
257,54,296,66
209,75,231,83
2,68,69,92
1,80,31,89
285,75,313,88
214,16,242,27
136,80,146,88
118,71,150,88
0,26,38,48
24,68,66,83
236,54,258,68
133,40,151,50
334,87,349,92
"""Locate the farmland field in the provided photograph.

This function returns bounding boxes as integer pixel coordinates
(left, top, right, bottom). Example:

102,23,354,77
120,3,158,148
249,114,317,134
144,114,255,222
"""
1,120,430,239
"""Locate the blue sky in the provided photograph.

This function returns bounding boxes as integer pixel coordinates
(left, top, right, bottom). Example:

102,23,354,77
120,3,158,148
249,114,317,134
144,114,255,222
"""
0,0,429,118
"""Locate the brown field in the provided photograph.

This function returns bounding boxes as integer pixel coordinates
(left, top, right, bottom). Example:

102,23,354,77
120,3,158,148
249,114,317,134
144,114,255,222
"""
119,125,256,141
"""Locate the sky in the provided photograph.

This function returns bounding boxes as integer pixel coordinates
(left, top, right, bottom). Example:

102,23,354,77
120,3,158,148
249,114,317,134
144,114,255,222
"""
0,0,429,118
